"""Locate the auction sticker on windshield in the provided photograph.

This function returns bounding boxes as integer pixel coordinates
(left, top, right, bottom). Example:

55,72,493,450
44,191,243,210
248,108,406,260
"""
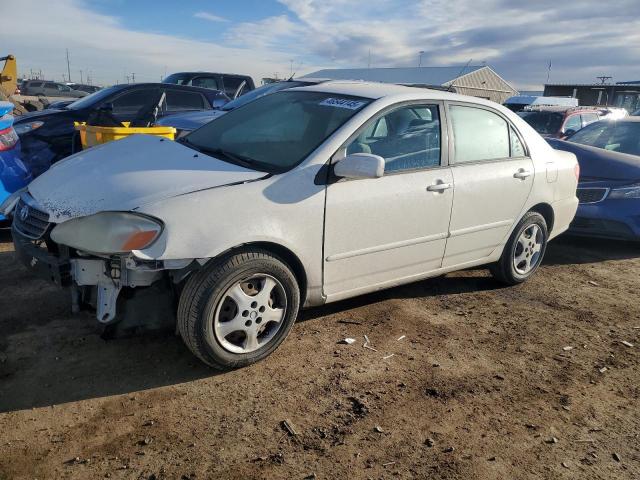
319,98,367,110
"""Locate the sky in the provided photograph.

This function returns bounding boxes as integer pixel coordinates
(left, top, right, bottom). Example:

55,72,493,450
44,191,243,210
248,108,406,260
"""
1,0,640,90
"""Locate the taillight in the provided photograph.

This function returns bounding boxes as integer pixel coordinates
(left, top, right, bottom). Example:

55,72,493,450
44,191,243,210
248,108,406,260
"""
0,126,18,151
574,163,580,181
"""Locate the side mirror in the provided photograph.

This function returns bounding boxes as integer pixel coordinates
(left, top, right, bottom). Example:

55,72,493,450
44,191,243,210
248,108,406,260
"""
334,153,385,179
563,129,577,139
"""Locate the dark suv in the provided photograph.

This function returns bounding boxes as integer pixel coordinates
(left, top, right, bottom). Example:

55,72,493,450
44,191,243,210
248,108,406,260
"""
518,106,602,139
163,72,255,98
13,82,229,176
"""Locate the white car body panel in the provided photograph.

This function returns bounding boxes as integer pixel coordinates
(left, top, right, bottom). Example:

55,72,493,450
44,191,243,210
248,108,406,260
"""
28,135,265,222
323,168,453,297
19,81,578,310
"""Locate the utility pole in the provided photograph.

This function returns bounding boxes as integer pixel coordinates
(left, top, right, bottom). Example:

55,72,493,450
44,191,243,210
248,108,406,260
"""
418,51,425,67
596,76,612,84
131,72,135,83
79,70,83,84
368,49,371,69
66,48,71,83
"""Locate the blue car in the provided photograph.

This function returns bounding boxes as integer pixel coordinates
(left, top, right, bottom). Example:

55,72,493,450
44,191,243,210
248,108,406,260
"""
0,101,32,224
157,78,329,137
548,118,640,240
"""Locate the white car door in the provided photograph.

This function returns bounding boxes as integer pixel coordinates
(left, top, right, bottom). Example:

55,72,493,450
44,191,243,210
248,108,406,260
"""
323,102,454,300
442,103,534,267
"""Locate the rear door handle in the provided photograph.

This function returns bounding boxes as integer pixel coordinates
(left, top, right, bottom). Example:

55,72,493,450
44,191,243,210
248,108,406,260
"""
427,181,452,192
514,169,532,180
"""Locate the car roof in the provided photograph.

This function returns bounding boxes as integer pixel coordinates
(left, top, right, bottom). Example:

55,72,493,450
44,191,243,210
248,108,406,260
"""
167,72,252,78
289,80,497,106
109,82,225,95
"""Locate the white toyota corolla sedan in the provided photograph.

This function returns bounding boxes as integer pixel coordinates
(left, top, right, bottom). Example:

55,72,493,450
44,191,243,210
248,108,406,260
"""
4,81,579,369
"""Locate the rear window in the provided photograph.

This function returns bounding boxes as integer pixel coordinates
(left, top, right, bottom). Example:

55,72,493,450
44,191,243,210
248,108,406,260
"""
519,111,564,135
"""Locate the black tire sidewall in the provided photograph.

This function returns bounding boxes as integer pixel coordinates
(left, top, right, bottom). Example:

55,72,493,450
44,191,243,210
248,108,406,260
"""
193,255,300,369
504,213,548,283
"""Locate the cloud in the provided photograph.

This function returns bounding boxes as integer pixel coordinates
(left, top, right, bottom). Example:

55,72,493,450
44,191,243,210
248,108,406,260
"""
234,0,640,89
194,11,228,23
2,0,640,90
0,0,322,85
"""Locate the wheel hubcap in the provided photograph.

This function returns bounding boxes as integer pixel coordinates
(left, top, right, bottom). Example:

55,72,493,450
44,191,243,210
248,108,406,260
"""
513,224,543,275
213,274,287,354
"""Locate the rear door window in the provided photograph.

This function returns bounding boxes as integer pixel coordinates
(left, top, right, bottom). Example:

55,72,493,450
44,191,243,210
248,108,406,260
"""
450,105,509,163
164,89,206,112
109,88,160,121
581,113,599,126
563,114,582,133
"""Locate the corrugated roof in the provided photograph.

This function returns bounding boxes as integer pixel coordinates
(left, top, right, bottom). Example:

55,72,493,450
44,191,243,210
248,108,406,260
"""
302,66,485,86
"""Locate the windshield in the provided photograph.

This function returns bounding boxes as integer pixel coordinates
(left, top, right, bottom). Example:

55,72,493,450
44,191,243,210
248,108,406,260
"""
67,85,121,110
569,121,640,156
184,90,371,173
518,111,564,135
221,81,308,111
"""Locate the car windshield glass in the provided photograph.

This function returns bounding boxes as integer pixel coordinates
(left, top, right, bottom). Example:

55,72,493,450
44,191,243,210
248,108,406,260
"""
67,86,121,110
569,121,640,156
185,91,371,173
518,111,564,135
221,81,307,111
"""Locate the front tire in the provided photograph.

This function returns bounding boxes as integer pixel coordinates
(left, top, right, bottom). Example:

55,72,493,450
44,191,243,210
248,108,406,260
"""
490,211,548,285
177,249,301,370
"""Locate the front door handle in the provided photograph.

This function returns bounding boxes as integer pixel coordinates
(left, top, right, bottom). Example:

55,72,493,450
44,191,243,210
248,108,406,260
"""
427,181,452,192
514,169,532,180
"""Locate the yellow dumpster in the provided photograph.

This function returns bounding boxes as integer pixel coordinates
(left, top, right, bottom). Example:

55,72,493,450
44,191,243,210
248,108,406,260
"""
74,122,176,149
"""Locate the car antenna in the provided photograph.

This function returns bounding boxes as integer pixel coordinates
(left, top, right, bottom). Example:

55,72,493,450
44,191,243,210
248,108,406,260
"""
447,59,472,93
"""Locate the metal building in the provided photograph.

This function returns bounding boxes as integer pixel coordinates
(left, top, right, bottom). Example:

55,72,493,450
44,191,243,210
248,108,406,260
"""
543,82,640,112
303,65,518,104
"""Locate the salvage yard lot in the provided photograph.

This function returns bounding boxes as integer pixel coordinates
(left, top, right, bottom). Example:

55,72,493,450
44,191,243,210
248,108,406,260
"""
0,230,638,480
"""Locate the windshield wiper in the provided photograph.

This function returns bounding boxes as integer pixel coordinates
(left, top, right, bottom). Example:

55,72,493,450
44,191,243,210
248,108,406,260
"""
201,147,265,170
180,139,269,172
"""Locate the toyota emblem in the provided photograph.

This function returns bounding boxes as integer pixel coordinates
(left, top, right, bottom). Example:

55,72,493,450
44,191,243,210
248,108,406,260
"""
19,204,29,222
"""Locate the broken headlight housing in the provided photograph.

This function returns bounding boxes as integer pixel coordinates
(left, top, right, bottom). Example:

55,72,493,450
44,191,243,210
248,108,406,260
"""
50,212,163,254
608,183,640,200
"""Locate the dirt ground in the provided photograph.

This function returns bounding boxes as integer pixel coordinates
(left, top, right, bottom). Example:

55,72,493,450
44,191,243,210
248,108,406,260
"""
0,229,638,480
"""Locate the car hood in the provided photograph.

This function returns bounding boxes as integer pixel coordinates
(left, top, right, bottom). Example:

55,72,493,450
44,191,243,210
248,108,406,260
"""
28,134,266,222
547,138,640,182
13,108,65,123
156,109,226,131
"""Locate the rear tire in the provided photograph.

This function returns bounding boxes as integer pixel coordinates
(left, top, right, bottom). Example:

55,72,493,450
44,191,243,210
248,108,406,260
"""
177,249,300,370
490,211,548,285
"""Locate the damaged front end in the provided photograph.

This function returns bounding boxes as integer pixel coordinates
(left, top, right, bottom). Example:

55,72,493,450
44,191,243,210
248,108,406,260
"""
10,192,192,331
